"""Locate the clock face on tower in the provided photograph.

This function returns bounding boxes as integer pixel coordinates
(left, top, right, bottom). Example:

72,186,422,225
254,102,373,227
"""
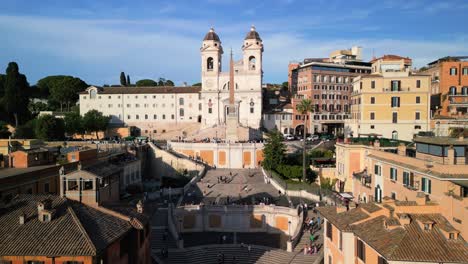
205,79,214,88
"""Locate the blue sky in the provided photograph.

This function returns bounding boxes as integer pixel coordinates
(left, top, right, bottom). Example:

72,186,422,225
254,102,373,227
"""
1,0,468,86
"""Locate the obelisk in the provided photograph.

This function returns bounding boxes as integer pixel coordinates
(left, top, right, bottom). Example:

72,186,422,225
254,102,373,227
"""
226,49,239,142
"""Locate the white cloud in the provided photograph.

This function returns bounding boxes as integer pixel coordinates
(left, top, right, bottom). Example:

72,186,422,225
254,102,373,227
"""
0,14,467,85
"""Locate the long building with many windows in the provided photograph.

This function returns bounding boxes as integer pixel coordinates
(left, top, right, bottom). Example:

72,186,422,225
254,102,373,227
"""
346,55,431,141
288,47,371,135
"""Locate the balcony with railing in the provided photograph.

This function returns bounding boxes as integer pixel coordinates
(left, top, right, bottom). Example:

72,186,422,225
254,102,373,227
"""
353,169,372,188
448,94,468,106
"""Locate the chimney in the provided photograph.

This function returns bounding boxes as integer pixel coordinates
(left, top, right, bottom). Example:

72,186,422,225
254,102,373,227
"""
415,192,427,205
398,214,411,225
136,200,144,214
446,145,455,165
37,201,45,213
397,143,406,156
19,213,26,225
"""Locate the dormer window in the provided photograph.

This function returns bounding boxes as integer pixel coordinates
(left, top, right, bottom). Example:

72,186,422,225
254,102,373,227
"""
449,233,455,239
424,223,430,230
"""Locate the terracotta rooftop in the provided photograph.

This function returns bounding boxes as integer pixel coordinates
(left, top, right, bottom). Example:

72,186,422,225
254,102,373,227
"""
80,86,201,95
320,204,468,262
0,195,146,256
371,54,412,64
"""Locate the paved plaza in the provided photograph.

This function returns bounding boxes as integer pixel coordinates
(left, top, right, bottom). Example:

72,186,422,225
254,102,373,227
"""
181,169,288,206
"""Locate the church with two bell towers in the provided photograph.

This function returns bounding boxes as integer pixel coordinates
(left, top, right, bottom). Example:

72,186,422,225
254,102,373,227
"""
79,26,264,140
200,26,264,129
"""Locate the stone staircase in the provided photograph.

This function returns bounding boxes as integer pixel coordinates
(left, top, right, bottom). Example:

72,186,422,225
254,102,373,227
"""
157,244,321,264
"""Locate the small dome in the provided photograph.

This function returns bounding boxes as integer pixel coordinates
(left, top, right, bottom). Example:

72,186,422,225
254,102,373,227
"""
203,27,220,41
245,25,262,41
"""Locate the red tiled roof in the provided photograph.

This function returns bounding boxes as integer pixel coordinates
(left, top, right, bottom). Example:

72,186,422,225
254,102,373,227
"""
371,54,412,64
0,195,144,256
319,204,468,262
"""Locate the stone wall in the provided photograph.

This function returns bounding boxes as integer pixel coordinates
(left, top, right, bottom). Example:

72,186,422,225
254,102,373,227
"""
169,141,264,169
147,142,202,181
174,204,300,236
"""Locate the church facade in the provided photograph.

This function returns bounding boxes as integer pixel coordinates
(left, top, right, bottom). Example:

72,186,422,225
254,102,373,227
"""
78,27,264,138
200,26,263,129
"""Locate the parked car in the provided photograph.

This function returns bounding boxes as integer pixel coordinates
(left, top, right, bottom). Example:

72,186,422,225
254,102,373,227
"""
307,135,319,141
284,134,295,141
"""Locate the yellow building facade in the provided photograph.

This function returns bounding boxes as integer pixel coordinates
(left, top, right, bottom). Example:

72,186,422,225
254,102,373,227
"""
346,55,431,141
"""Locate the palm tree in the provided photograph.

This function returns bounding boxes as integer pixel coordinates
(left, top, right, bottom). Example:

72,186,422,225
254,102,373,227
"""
296,99,314,182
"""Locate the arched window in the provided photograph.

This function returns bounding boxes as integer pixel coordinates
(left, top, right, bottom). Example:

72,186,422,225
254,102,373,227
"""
449,86,457,95
145,114,148,120
250,99,255,113
180,108,184,117
249,56,256,70
324,76,329,82
392,130,398,140
179,98,184,105
89,89,97,99
207,57,214,71
462,87,468,95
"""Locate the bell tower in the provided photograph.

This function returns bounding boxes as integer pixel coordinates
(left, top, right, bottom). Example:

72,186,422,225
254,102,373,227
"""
242,25,263,75
201,27,223,91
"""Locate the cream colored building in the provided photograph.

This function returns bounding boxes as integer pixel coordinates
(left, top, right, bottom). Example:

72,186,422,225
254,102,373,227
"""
345,55,431,141
79,86,202,137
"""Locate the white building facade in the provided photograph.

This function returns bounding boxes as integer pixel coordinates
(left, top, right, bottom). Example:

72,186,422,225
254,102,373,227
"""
79,27,264,137
200,27,263,129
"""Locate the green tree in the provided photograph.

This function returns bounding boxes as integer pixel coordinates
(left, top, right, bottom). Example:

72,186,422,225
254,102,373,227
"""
82,110,110,139
158,78,166,86
2,62,30,127
0,121,11,139
0,74,5,98
14,119,36,138
37,75,88,111
136,79,158,86
28,101,49,116
262,130,286,170
126,75,131,85
120,72,127,86
64,111,84,137
34,114,65,141
296,99,314,182
165,80,175,86
192,82,202,86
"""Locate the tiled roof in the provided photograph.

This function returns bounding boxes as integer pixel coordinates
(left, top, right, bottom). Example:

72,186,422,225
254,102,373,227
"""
0,195,140,256
317,206,370,231
371,54,412,64
320,204,468,262
80,86,201,94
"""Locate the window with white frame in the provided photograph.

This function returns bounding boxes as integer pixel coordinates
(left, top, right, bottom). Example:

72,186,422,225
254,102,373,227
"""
421,177,431,194
390,168,397,181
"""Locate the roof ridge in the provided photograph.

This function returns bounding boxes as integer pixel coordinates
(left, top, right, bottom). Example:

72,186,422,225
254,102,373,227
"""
67,205,97,255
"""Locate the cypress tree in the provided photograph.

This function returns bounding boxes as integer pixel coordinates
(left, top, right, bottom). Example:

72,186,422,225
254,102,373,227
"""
120,72,127,86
